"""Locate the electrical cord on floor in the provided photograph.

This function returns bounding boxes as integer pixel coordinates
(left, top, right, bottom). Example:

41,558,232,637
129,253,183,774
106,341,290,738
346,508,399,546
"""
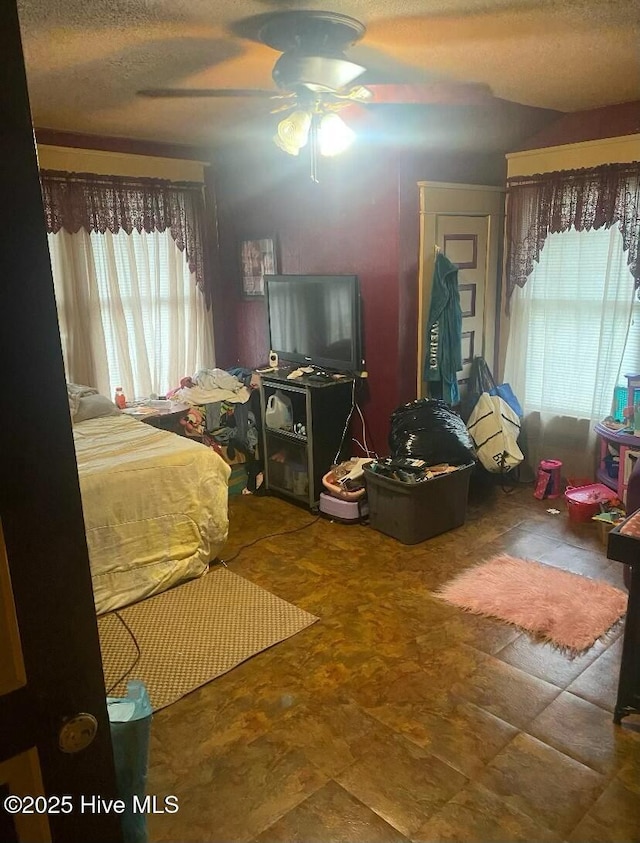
103,518,321,695
105,610,141,695
333,378,357,464
355,401,375,458
220,515,321,566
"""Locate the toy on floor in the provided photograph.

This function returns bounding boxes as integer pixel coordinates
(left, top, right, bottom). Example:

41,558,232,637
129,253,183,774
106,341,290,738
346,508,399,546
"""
533,459,563,499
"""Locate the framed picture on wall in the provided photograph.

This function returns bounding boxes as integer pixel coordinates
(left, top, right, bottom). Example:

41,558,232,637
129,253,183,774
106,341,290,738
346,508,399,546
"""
239,237,277,298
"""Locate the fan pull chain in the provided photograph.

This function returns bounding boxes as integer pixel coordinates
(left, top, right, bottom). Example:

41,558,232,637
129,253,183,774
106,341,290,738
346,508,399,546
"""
309,114,319,183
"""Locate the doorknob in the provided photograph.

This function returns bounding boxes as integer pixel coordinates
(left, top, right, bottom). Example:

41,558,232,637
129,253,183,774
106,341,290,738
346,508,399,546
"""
58,713,98,753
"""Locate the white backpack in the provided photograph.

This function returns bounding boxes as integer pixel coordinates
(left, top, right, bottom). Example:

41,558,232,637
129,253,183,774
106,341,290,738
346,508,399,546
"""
466,393,524,473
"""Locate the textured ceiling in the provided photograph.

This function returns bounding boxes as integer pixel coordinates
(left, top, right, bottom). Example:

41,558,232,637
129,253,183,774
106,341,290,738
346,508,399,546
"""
16,0,640,148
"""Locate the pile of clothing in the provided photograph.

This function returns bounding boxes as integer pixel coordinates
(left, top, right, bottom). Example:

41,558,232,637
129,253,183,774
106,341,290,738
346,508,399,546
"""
169,367,263,491
168,368,252,406
367,457,461,484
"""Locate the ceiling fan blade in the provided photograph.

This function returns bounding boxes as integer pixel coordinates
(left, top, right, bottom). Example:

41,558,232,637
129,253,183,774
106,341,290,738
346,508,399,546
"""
364,83,493,106
137,88,279,99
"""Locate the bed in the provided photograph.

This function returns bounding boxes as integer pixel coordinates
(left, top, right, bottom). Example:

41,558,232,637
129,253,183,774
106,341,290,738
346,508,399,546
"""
72,413,231,614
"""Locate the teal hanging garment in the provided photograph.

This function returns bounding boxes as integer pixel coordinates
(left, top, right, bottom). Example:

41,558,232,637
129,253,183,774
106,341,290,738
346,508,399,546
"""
424,252,463,405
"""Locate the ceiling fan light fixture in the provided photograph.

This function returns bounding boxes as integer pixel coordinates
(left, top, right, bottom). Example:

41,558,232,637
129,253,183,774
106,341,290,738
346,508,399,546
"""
318,112,355,157
346,85,373,103
274,109,312,155
272,54,366,94
273,133,300,156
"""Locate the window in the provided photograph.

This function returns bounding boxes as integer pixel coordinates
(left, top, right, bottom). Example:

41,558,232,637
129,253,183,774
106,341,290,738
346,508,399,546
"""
49,227,214,401
505,224,639,421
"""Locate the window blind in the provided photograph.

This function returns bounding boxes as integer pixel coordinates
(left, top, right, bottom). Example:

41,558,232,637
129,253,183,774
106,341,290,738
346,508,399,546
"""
515,225,639,420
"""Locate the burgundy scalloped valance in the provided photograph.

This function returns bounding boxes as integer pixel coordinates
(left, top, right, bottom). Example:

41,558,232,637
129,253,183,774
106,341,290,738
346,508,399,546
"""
40,170,211,307
505,161,640,307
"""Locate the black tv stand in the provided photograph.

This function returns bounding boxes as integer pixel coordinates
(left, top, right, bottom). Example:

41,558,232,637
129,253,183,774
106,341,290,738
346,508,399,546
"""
258,370,354,509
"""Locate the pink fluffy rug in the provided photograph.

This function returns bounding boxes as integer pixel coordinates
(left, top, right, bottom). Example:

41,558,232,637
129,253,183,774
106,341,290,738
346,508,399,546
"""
436,554,627,654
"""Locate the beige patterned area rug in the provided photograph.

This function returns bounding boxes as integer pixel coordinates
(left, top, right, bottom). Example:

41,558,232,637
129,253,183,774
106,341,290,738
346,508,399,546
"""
98,568,318,710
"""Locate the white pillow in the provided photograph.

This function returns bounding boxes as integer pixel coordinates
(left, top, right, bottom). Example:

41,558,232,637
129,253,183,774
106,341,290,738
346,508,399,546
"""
72,392,121,423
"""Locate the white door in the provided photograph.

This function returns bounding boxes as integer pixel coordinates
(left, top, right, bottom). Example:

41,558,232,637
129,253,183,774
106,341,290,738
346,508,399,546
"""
417,182,504,400
435,214,489,386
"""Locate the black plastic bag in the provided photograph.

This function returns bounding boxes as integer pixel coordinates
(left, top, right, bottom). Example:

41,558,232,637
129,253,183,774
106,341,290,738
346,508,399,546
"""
389,398,476,465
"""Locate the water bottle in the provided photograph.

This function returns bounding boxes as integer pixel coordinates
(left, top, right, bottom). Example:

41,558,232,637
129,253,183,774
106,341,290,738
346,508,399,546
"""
114,387,127,409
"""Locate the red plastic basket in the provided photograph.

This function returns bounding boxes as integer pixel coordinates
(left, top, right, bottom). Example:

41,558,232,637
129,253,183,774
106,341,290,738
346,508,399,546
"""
564,483,617,523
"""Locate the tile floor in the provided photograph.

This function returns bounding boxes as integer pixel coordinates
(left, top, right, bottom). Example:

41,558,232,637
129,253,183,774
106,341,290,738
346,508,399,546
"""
146,481,640,843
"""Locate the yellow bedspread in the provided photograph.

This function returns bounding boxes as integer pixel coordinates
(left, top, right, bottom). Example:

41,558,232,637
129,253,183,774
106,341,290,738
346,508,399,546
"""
73,414,231,614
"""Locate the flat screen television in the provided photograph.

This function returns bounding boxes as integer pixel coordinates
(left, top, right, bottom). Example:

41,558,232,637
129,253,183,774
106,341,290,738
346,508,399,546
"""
264,274,364,373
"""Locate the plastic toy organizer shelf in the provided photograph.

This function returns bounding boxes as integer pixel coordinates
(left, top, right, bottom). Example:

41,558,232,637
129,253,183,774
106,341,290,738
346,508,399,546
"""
259,372,354,509
595,424,640,504
595,375,640,504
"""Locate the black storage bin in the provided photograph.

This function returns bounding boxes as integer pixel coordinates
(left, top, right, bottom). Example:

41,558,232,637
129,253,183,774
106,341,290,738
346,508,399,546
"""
364,462,474,544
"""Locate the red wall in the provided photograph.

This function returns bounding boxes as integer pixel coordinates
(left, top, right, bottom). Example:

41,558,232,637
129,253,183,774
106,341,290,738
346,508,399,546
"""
34,106,554,457
212,141,507,455
515,100,640,151
211,108,546,454
212,141,400,456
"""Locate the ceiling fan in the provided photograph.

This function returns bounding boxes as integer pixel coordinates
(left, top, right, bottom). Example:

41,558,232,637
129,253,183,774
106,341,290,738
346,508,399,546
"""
138,11,492,177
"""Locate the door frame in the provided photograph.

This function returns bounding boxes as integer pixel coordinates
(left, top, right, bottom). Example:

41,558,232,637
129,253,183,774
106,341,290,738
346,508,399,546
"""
417,181,505,398
1,3,122,840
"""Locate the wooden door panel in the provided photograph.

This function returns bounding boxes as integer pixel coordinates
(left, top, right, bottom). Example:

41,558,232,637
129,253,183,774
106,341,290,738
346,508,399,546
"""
461,331,475,366
458,284,477,319
436,215,489,386
442,232,478,269
1,3,122,841
417,182,504,399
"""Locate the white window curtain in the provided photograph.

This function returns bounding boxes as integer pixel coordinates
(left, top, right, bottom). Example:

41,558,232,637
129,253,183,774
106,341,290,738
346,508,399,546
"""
48,227,215,401
504,224,639,424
